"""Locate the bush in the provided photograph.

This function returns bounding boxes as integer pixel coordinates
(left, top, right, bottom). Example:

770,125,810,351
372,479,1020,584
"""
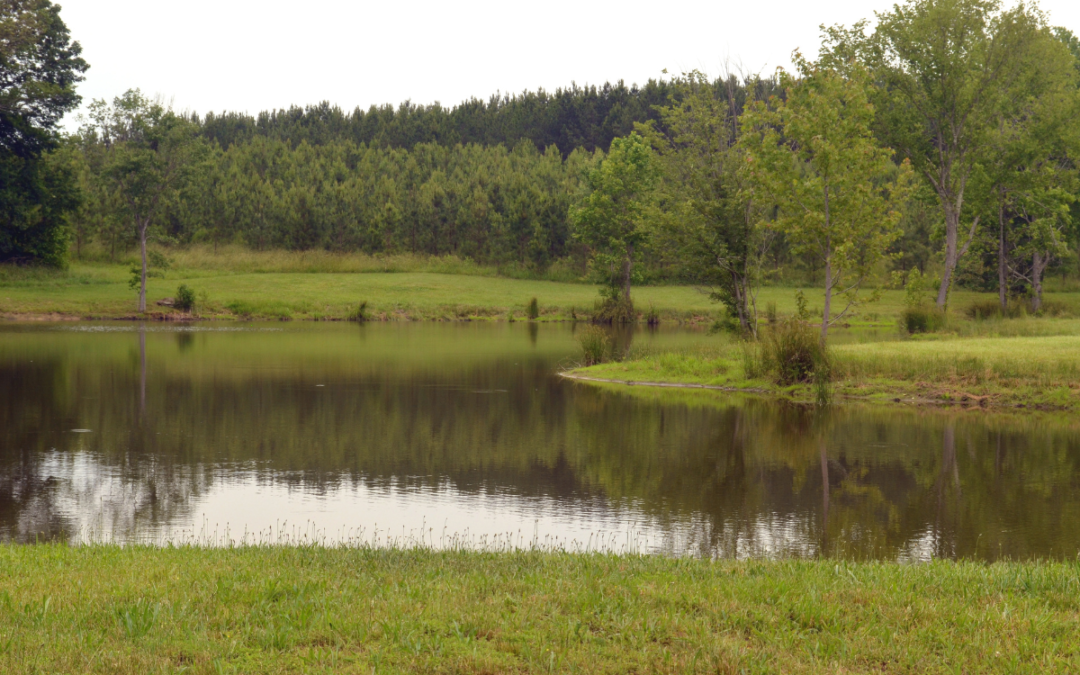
900,305,944,334
760,319,829,385
526,297,540,320
794,290,812,321
765,301,778,325
350,301,370,322
645,305,660,326
593,286,634,324
577,325,612,366
174,284,195,312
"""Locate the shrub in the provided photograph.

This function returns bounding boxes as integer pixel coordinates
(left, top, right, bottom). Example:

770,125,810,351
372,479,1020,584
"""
900,305,944,334
794,290,812,321
577,326,612,366
174,284,195,312
593,286,634,324
350,301,369,322
708,310,740,335
761,319,828,385
765,301,778,325
526,297,540,320
645,305,660,326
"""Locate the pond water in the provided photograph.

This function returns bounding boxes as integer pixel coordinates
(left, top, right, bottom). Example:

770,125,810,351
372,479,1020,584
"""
2,321,1080,560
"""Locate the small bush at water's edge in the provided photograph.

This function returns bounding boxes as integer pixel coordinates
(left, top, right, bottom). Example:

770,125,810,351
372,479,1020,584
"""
175,284,196,312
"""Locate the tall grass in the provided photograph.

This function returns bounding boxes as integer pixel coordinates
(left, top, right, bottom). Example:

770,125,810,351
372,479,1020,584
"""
759,319,830,386
577,325,612,365
78,244,590,282
835,335,1080,389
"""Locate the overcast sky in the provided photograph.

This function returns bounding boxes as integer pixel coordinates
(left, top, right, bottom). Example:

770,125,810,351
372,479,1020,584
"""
59,0,1080,124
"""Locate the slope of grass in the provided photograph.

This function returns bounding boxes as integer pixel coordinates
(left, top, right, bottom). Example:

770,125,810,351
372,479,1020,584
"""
1,545,1079,674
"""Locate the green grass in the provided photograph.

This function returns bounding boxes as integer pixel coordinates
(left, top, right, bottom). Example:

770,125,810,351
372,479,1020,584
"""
573,327,1080,410
6,252,1080,323
1,545,1079,673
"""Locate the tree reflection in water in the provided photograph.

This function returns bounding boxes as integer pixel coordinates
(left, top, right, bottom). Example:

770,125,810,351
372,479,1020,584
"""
1,322,1079,559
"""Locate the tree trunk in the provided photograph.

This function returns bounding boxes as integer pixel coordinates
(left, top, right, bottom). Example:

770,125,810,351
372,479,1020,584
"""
138,221,148,313
936,202,960,310
821,255,832,346
622,243,633,304
997,199,1007,312
1032,251,1046,313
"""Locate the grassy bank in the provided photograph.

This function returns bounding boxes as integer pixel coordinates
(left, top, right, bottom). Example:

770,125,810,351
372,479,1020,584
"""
4,249,1079,322
571,322,1080,410
1,545,1079,673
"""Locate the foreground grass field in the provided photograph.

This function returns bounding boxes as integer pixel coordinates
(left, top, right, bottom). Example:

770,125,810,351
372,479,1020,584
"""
1,545,1079,673
575,326,1080,410
4,250,1078,322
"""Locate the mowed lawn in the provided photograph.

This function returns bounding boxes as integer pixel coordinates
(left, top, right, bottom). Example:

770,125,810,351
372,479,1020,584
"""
4,261,1073,321
2,545,1080,674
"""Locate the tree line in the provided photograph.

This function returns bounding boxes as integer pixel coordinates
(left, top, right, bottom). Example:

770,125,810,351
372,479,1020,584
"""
195,80,675,155
2,0,1079,327
571,0,1080,336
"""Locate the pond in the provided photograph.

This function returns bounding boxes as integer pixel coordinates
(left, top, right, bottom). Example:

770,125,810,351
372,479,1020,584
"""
2,321,1079,560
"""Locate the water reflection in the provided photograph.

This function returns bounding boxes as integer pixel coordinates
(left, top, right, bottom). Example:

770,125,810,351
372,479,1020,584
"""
1,322,1079,560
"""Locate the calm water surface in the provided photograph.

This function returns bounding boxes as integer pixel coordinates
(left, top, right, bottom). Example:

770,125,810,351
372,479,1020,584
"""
2,321,1080,560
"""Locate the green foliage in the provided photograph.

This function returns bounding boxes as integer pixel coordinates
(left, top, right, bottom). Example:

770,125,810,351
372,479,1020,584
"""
114,600,160,640
901,306,946,334
570,132,657,310
741,54,914,340
760,319,830,385
765,301,778,325
965,299,1029,320
822,0,1064,308
638,70,776,335
592,285,634,324
903,268,930,309
526,297,539,320
577,325,612,365
0,152,76,267
127,250,170,291
0,0,88,158
81,90,207,311
645,304,659,326
174,284,195,312
900,268,944,333
794,290,811,321
349,301,370,322
0,0,86,267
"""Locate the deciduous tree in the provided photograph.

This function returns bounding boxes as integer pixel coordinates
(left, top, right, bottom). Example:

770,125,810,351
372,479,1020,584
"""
741,55,914,343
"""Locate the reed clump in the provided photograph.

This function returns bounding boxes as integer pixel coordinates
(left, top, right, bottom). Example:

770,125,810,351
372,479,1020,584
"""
578,325,613,366
759,319,830,386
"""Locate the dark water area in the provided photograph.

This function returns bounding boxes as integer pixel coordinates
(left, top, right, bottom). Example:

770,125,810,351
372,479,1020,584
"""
2,321,1080,560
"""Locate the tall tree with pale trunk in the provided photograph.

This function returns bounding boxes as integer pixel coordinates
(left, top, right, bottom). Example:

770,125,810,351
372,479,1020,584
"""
821,0,1050,310
81,90,204,312
741,54,914,343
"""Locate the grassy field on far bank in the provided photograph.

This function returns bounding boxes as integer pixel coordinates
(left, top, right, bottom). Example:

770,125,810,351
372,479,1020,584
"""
1,545,1079,674
3,249,1079,322
573,324,1080,410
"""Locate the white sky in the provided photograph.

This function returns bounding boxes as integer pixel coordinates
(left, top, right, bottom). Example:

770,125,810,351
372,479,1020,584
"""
59,0,1080,124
